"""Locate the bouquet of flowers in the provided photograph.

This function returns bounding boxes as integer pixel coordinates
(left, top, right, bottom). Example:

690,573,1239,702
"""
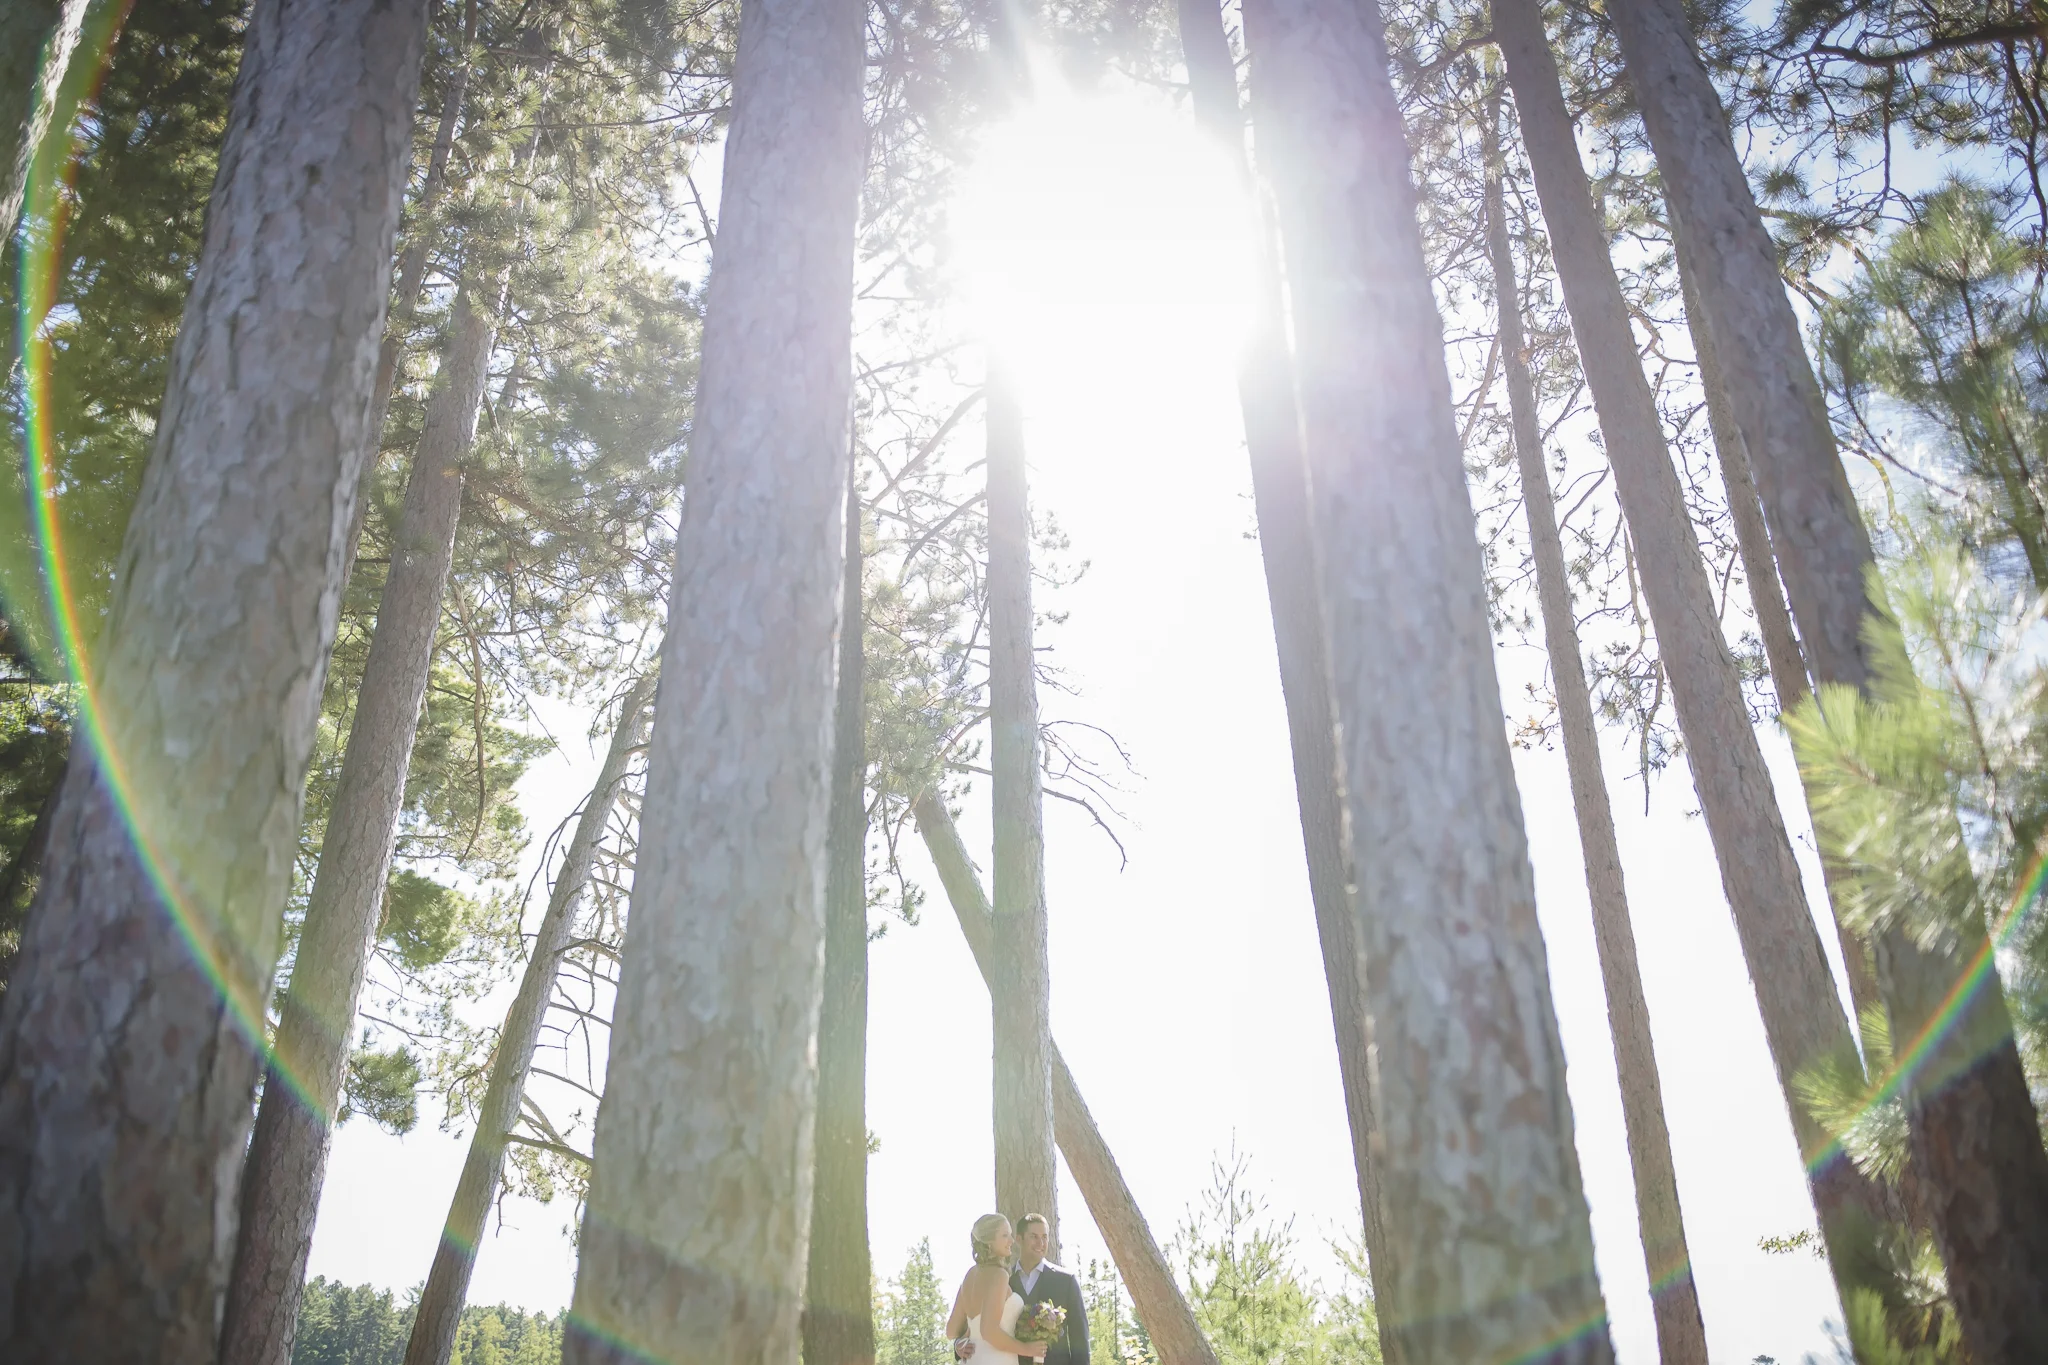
1013,1301,1066,1346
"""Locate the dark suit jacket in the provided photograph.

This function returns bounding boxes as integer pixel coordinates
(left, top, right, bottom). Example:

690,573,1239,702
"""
1011,1262,1089,1365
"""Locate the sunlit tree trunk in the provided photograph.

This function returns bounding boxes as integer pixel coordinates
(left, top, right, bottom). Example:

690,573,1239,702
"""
0,0,89,237
803,475,874,1365
1492,0,1898,1312
1173,3,1395,1345
0,0,429,1357
559,0,866,1357
1676,238,1888,1026
987,360,1058,1255
984,0,1059,1258
1481,88,1707,1365
1607,0,2048,1351
913,794,1218,1365
403,673,657,1365
219,273,499,1365
1243,0,1615,1358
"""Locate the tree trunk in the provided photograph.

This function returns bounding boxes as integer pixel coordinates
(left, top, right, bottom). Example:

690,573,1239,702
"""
343,0,483,593
1481,90,1708,1365
1677,236,1890,1028
1679,261,1807,713
986,356,1059,1255
1607,1,2048,1350
1243,0,1615,1359
981,0,1059,1259
558,0,866,1357
219,272,499,1365
1173,4,1397,1346
0,0,89,238
803,475,874,1365
0,0,429,1357
1493,0,1898,1309
912,793,1219,1365
404,672,657,1365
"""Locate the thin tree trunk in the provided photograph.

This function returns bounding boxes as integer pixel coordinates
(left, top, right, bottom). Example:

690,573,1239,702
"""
1482,90,1708,1365
1173,4,1396,1346
0,0,89,238
1607,1,2048,1350
803,474,874,1365
343,0,482,593
982,0,1059,1258
220,273,500,1365
0,0,428,1357
987,362,1057,1256
1677,238,1890,1027
1243,1,1615,1357
1681,262,1807,713
404,672,656,1365
913,793,1219,1365
1492,0,1896,1308
559,0,866,1357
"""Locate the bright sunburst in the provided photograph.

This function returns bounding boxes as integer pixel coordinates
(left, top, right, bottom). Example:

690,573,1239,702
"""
951,79,1257,478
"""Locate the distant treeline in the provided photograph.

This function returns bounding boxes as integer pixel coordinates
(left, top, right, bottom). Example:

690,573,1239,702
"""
292,1277,563,1365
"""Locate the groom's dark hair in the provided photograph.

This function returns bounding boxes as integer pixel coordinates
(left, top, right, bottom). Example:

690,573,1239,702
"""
1017,1213,1048,1233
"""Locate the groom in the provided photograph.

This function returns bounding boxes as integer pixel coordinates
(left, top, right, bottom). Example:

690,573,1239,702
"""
1011,1214,1089,1365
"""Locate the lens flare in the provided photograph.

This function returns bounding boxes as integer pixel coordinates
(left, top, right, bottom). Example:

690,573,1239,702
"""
10,4,324,1112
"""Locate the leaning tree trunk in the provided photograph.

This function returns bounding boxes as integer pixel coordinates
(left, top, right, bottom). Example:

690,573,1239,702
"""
0,1,428,1358
1492,0,1894,1309
220,273,501,1365
803,474,874,1365
913,794,1219,1365
403,672,656,1365
1675,224,1886,1027
1481,90,1708,1365
341,0,481,592
1243,0,1615,1358
983,0,1059,1258
1173,2,1396,1346
559,0,867,1358
1607,1,2048,1352
0,0,89,238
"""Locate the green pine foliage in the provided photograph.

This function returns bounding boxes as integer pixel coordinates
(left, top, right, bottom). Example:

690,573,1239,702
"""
1081,1259,1152,1365
1170,1154,1381,1365
289,1278,564,1365
875,1238,952,1365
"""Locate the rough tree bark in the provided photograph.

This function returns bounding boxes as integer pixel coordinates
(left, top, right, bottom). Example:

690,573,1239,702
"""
404,672,657,1365
1173,2,1396,1344
1492,0,1897,1307
1243,0,1615,1357
802,475,874,1365
0,0,429,1358
1482,90,1708,1365
558,0,867,1358
0,0,89,238
218,273,500,1365
984,0,1059,1258
912,793,1218,1365
1607,1,2048,1352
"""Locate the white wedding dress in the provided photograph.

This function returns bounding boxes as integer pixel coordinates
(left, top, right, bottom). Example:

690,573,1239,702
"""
968,1290,1026,1365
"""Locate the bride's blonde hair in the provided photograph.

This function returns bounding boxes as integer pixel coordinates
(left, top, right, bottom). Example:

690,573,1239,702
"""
970,1213,1011,1266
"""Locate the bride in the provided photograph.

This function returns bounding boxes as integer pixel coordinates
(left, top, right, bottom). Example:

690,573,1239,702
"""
946,1214,1049,1364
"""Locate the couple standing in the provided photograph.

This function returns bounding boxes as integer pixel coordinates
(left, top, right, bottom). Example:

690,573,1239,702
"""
946,1213,1090,1365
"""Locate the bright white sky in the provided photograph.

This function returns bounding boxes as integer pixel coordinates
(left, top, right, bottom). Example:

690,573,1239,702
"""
311,76,1855,1365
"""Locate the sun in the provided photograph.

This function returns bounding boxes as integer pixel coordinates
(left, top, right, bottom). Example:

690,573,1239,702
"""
951,79,1258,484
